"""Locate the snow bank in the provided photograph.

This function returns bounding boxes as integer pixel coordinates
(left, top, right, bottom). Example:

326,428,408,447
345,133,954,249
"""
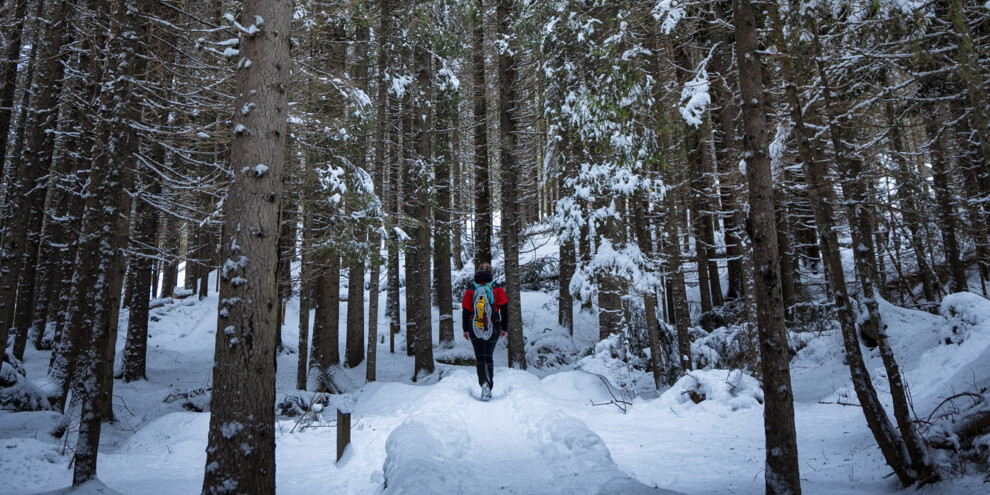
898,293,990,406
1,354,51,412
525,412,682,494
540,370,616,404
380,369,678,494
690,324,756,371
433,344,475,366
577,334,655,394
527,326,578,370
116,412,209,456
940,292,990,345
35,479,126,495
653,369,763,415
382,420,473,494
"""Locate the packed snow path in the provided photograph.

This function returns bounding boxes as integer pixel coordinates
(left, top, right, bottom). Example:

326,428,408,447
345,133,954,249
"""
379,369,676,494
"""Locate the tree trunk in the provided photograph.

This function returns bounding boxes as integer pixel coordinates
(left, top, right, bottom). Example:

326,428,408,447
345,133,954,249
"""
346,254,365,368
13,0,70,355
345,23,372,370
72,0,143,483
634,192,663,389
663,186,692,373
408,43,434,379
0,0,29,166
44,33,88,388
558,238,575,335
0,24,43,356
946,0,990,179
733,1,801,492
297,192,312,390
769,5,916,486
311,252,341,388
451,110,464,271
926,107,968,294
121,177,160,382
202,0,289,491
497,0,526,369
160,216,178,297
472,0,492,267
774,191,797,319
885,102,936,303
710,17,744,300
276,197,295,352
678,44,713,315
434,99,454,348
368,0,390,381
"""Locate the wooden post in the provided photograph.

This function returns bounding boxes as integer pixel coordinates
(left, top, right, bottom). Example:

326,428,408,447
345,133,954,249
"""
336,409,351,462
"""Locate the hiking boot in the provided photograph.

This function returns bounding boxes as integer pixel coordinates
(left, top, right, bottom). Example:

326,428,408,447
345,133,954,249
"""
481,383,492,401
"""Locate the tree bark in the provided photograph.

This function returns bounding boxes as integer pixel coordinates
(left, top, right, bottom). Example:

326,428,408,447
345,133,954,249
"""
885,102,936,303
311,252,341,387
946,0,990,179
434,98,454,348
497,0,526,369
926,107,968,294
297,190,312,390
558,238,575,334
202,0,289,490
663,186,692,373
769,5,916,486
367,0,390,381
472,0,492,267
121,177,160,382
409,43,434,379
634,191,663,389
72,0,143,483
733,1,801,492
11,0,71,356
0,0,30,166
710,8,744,300
0,11,43,356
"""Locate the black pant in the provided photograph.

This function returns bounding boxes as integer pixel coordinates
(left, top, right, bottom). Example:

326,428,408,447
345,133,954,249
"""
470,334,499,387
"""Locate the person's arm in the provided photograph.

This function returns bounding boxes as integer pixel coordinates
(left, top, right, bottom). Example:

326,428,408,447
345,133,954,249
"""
462,290,473,339
462,308,473,334
495,288,509,333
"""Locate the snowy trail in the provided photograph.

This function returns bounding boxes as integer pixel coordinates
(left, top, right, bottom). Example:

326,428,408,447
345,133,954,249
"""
4,262,990,494
379,369,676,494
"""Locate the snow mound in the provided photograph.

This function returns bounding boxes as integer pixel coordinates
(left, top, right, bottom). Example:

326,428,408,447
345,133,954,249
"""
116,412,208,456
540,370,615,403
35,480,125,495
381,369,678,494
896,293,990,407
382,420,473,493
655,369,763,414
527,326,578,370
529,411,622,475
433,344,475,366
528,411,680,494
1,354,51,412
577,334,655,394
691,324,754,370
940,292,990,344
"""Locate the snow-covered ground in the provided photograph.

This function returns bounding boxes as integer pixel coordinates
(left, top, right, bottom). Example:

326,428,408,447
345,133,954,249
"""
3,240,990,494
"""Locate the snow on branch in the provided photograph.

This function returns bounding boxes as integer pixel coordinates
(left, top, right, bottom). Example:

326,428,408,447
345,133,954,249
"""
652,0,684,35
679,44,718,128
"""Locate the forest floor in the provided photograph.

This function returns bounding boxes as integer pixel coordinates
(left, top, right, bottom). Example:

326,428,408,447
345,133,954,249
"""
2,239,990,493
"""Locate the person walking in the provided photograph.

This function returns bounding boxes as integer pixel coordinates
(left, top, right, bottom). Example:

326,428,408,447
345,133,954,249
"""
462,263,508,401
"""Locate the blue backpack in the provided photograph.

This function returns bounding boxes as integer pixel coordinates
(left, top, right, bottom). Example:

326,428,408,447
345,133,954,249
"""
471,282,498,339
